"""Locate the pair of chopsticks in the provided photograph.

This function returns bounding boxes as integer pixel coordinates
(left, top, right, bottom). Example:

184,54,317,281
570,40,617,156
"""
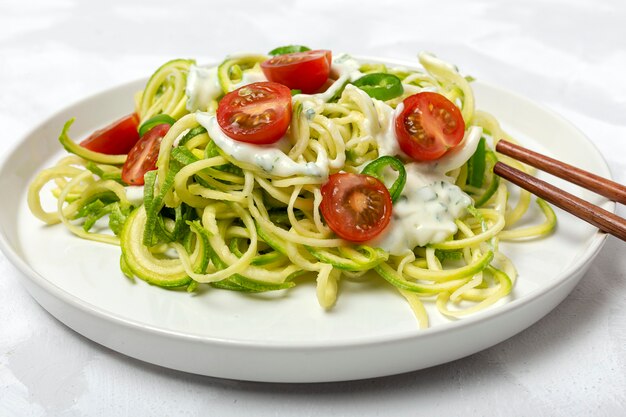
493,140,626,242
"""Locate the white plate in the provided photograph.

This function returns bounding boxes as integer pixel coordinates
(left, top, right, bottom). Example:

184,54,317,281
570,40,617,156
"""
0,67,613,382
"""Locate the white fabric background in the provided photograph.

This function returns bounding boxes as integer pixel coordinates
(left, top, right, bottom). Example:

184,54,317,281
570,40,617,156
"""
1,0,625,415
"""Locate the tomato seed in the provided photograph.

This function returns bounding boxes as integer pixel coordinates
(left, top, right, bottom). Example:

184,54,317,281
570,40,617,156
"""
230,109,276,128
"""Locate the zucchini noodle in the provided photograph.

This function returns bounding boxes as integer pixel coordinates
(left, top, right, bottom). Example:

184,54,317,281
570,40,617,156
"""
27,49,557,327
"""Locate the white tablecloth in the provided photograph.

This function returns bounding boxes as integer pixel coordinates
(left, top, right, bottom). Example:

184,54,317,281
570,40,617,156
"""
1,0,625,415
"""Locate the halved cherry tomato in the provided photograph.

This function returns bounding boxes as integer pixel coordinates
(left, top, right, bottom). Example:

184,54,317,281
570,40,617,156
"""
121,124,170,185
395,92,465,161
261,50,332,94
80,113,140,155
217,81,292,144
320,173,392,242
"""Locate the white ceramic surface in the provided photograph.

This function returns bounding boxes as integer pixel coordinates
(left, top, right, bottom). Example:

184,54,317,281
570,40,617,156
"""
0,71,612,382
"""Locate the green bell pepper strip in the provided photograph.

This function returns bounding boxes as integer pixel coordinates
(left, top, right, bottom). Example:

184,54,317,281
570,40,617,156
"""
361,156,407,203
466,137,486,188
138,114,176,137
268,45,311,56
352,73,404,101
472,150,500,207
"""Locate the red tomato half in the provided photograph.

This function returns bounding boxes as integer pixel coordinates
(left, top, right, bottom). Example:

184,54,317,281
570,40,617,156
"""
395,92,465,161
121,124,170,185
320,173,392,242
80,113,140,155
261,50,332,94
217,82,292,144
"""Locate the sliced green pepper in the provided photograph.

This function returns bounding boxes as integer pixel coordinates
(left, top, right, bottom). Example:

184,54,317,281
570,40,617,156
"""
352,73,404,101
361,156,407,203
138,114,176,137
467,137,486,188
268,45,311,56
472,150,500,207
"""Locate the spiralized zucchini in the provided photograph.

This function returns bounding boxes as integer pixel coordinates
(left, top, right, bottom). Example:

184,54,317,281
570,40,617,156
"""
27,50,556,328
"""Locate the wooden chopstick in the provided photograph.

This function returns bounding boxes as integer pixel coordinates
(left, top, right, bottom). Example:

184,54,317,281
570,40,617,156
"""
492,141,626,242
496,140,626,205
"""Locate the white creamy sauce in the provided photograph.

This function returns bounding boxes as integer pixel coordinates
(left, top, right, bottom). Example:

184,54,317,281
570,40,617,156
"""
196,112,330,178
371,179,472,255
373,101,404,157
125,186,145,207
186,65,221,112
